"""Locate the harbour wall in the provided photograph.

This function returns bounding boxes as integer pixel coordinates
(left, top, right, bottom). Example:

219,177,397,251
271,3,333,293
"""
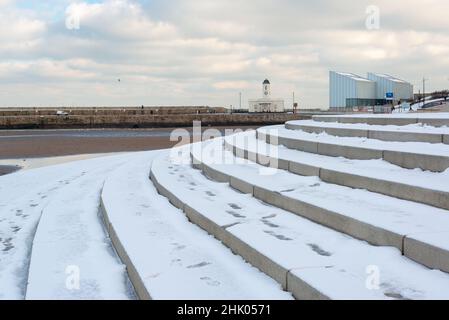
0,107,312,129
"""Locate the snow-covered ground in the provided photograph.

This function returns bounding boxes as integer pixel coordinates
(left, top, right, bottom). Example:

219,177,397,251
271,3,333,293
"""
0,153,123,171
316,112,449,119
1,116,449,299
102,152,291,300
0,154,136,299
0,150,290,299
411,98,447,110
155,142,449,299
287,120,449,134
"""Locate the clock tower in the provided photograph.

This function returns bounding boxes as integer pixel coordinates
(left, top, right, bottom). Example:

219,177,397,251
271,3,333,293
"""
263,79,271,98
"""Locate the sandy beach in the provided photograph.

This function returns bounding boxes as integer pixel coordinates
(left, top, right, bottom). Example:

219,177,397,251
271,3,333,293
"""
0,126,258,175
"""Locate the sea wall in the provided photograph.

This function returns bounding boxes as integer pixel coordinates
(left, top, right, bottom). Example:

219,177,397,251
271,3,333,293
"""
0,111,310,129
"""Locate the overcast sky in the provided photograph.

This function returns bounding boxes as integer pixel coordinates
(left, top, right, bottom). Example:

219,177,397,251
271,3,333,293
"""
1,0,448,108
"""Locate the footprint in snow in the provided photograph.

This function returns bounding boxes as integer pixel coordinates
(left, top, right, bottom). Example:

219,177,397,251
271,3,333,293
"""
187,261,211,269
226,210,246,218
228,203,242,210
264,230,292,241
200,277,220,287
261,219,279,228
170,258,182,267
307,243,332,256
11,226,21,233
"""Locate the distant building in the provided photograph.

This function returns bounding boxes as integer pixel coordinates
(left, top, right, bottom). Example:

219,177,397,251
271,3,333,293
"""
249,79,285,112
329,71,414,109
367,73,414,103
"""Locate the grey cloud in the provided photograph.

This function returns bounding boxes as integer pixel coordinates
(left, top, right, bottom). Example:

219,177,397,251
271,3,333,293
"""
0,0,448,108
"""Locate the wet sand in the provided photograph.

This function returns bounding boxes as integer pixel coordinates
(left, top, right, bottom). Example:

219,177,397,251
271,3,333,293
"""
0,126,258,159
0,165,20,176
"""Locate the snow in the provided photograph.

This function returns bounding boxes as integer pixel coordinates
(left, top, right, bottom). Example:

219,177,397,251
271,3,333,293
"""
287,120,449,134
25,155,136,299
152,144,449,299
203,136,449,249
411,98,447,110
227,130,449,193
0,154,139,299
0,153,124,171
259,125,449,157
0,150,290,300
316,112,449,119
1,122,449,299
102,151,291,300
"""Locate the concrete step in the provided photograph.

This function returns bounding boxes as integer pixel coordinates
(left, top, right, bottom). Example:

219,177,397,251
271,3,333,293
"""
25,158,134,300
312,114,449,127
190,138,449,274
286,120,449,144
258,125,449,172
100,151,290,300
149,146,449,299
224,131,449,211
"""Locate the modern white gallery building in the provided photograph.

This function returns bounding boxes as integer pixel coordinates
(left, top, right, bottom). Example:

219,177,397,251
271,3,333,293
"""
329,71,414,109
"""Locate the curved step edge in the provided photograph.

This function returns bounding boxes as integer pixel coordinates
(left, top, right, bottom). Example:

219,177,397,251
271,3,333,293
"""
99,194,152,300
258,129,449,173
195,142,449,275
285,122,448,144
150,160,329,300
312,115,449,128
225,135,449,211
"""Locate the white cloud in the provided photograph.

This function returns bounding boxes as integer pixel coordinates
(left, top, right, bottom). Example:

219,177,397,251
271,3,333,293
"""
1,0,449,108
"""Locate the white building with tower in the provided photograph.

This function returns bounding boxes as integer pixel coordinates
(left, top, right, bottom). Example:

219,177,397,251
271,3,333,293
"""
249,79,285,113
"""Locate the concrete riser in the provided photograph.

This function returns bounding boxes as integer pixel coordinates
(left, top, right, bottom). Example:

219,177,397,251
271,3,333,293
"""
99,197,152,300
319,169,449,211
226,140,449,211
404,238,449,274
312,116,449,128
259,131,449,172
252,185,404,250
286,123,448,144
199,147,449,274
150,164,328,300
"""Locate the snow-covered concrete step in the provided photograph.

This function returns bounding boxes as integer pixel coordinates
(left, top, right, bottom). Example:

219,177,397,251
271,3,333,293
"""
150,147,449,299
224,131,449,211
313,113,449,127
25,156,137,299
190,138,449,274
0,164,102,299
258,125,449,172
286,120,449,144
100,151,291,300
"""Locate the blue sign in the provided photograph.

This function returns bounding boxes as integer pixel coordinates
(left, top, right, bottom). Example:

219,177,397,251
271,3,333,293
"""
385,92,394,99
